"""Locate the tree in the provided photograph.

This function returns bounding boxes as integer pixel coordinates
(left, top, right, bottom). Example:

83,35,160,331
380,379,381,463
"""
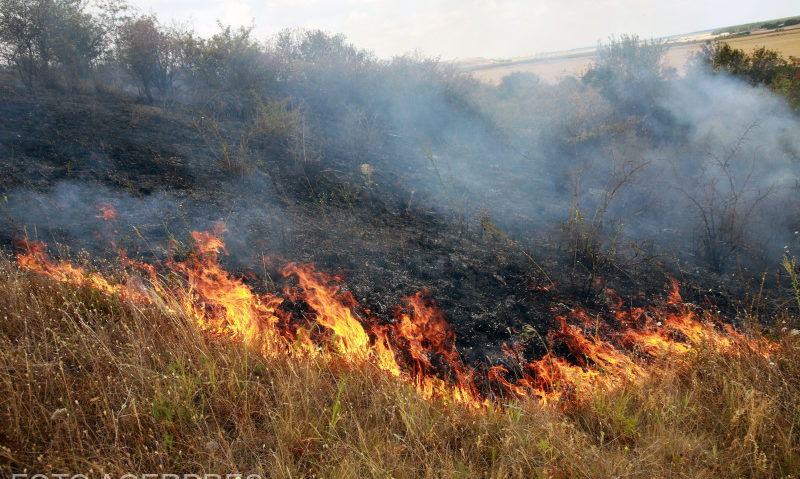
117,15,181,100
0,0,38,87
180,23,277,115
49,0,106,84
698,42,800,111
582,35,673,125
0,0,113,88
182,23,270,93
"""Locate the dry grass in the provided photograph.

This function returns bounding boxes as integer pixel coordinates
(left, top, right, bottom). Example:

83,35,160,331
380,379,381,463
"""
1,256,799,478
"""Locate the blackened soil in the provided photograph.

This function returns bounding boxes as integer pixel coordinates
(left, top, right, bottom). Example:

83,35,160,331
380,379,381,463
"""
0,80,750,366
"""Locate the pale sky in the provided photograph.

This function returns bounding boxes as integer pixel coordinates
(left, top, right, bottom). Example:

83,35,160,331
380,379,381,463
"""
130,0,799,59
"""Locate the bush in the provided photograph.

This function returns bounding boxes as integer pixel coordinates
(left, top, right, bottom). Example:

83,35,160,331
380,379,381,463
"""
271,28,378,115
699,42,800,111
0,0,112,88
582,34,673,123
117,15,182,101
181,23,277,116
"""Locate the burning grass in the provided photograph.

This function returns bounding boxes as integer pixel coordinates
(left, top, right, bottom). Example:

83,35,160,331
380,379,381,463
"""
10,223,776,406
1,236,800,477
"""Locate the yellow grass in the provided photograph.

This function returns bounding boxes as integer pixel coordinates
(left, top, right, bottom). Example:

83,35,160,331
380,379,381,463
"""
1,256,799,477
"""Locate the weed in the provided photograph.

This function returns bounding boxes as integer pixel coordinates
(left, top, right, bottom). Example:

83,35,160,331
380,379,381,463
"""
193,98,300,174
782,254,800,323
480,210,552,285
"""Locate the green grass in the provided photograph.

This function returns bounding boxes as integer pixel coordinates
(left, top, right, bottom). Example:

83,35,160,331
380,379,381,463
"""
1,256,799,477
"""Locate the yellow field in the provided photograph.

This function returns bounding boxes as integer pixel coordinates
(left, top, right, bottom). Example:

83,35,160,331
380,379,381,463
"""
722,25,800,58
465,24,800,84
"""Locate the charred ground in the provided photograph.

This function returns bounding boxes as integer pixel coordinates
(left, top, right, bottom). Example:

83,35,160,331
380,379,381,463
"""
0,74,560,364
0,71,781,368
1,26,800,369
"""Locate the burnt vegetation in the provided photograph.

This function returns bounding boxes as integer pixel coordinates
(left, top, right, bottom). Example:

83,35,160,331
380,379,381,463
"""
1,1,800,476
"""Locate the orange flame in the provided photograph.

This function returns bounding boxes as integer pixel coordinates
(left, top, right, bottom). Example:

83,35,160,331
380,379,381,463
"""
283,263,373,361
171,230,285,355
96,203,117,221
15,239,151,304
14,230,775,408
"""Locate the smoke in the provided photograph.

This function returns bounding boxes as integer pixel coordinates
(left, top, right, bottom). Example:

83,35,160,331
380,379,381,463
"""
0,176,296,269
338,52,800,273
1,181,178,254
2,24,800,354
651,70,800,263
3,22,800,363
5,35,799,278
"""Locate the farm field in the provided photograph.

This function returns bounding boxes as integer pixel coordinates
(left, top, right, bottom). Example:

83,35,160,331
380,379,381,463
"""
463,23,800,84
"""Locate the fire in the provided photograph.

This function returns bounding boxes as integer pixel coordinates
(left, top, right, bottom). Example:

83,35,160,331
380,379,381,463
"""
617,280,769,359
391,292,485,405
172,230,285,355
13,227,775,408
15,239,151,304
283,262,373,361
95,202,117,221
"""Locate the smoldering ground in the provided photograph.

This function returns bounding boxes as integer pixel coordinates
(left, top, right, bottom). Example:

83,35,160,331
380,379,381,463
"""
1,28,799,362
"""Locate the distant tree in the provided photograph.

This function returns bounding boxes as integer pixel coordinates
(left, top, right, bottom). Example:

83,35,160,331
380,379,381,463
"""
49,0,106,84
117,15,181,100
703,42,749,75
495,71,541,100
180,23,277,115
270,28,378,115
0,0,117,88
183,24,269,93
273,28,372,70
699,42,800,110
0,0,39,87
582,35,673,124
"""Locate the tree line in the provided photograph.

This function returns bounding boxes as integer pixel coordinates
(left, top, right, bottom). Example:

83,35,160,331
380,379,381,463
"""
1,0,797,114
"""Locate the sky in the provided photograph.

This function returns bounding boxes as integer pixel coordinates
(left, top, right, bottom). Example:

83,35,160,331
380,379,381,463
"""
130,0,800,60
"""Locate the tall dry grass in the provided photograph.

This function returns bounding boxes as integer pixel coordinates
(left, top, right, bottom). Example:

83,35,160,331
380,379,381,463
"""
0,255,798,478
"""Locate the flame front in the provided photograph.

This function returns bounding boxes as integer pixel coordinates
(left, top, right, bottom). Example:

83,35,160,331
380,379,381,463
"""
283,262,373,361
15,239,151,304
173,230,285,355
14,229,774,408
